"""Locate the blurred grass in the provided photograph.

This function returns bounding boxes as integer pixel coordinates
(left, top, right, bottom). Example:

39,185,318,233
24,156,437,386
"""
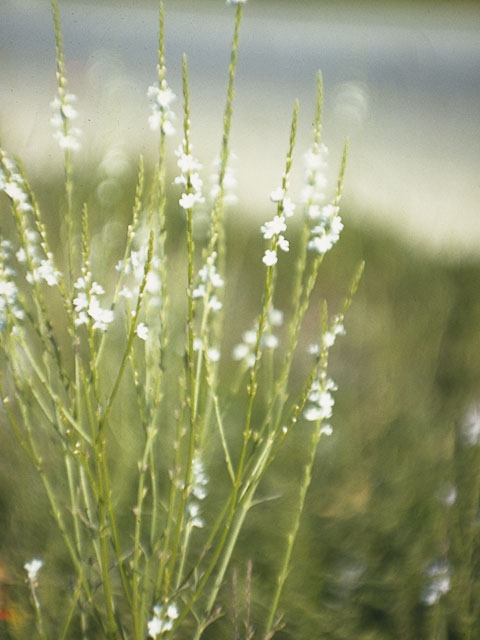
1,165,480,638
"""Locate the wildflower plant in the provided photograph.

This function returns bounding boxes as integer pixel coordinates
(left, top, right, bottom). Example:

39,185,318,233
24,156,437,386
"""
0,1,363,639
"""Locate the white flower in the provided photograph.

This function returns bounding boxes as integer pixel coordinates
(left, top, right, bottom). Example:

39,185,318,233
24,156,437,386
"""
269,308,284,327
16,247,27,263
283,196,296,218
176,150,201,174
35,258,60,286
148,602,179,638
308,233,336,255
232,343,249,361
4,181,27,204
89,302,114,332
192,456,208,500
208,295,222,312
304,377,338,422
53,130,82,151
462,404,480,446
187,502,205,528
422,561,450,606
270,187,285,202
262,249,278,266
136,322,149,341
73,291,89,312
261,215,286,240
330,214,344,236
179,193,198,209
147,81,176,135
320,424,333,436
148,616,168,638
278,235,289,252
207,347,220,362
264,334,279,349
24,558,43,582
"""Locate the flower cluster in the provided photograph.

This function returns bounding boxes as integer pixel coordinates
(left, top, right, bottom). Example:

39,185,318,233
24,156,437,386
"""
261,187,295,267
24,558,43,584
50,89,81,151
1,153,32,214
147,75,176,136
422,560,451,606
301,142,329,218
301,141,344,255
304,315,346,430
0,240,24,331
186,455,209,529
174,143,205,211
73,276,114,332
1,154,63,290
117,240,162,310
233,308,283,367
307,204,344,255
308,315,345,354
147,602,179,638
303,374,336,431
193,252,224,313
209,155,238,207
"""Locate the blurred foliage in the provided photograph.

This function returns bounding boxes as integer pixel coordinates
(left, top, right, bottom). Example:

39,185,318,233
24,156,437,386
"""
1,164,480,638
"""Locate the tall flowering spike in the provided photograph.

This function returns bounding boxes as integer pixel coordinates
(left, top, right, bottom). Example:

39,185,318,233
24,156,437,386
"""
306,138,347,256
147,2,176,136
174,58,205,212
50,1,81,151
192,251,224,313
303,311,346,433
73,276,114,332
232,308,283,367
260,101,298,267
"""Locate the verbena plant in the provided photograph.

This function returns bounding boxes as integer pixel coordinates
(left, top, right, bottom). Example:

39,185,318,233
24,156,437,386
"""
0,1,363,638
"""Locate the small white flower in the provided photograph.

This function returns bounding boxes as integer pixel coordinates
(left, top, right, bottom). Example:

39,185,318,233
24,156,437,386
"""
278,235,289,252
243,329,257,345
262,249,278,266
269,308,284,327
179,193,196,209
24,558,43,582
35,259,60,286
147,616,165,638
208,295,222,312
207,347,220,362
176,151,201,175
270,187,285,202
422,561,451,606
179,192,204,209
320,424,333,436
136,322,149,341
308,234,334,255
282,196,296,217
261,215,286,240
232,343,249,361
264,334,279,349
16,247,27,264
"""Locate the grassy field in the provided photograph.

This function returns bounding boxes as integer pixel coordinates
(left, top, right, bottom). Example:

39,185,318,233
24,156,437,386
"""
1,162,480,638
